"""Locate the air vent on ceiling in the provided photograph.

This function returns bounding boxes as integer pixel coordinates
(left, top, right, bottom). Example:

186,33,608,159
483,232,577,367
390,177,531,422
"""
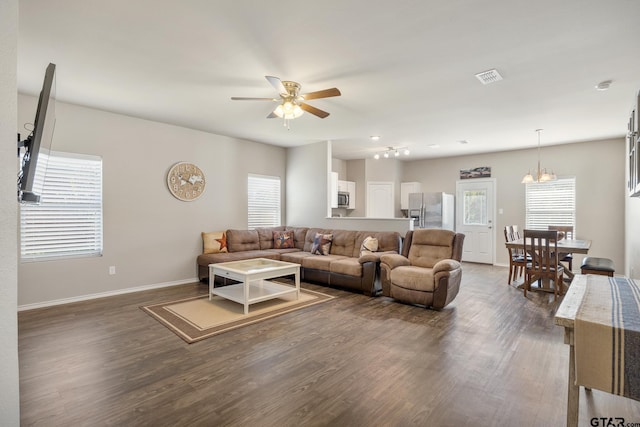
475,69,503,85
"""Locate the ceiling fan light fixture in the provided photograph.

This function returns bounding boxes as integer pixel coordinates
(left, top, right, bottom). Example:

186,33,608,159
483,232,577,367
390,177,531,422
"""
404,149,410,155
274,101,303,119
374,153,380,160
383,152,389,158
394,150,399,157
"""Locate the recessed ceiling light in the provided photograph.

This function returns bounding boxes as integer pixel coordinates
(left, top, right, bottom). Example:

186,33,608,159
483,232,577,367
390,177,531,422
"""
458,140,469,144
595,80,612,91
370,135,380,141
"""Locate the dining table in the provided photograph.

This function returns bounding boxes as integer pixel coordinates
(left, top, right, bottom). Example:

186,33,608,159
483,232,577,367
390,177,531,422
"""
505,238,592,291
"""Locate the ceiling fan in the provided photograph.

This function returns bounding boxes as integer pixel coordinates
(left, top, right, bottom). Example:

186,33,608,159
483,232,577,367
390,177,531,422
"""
231,76,341,124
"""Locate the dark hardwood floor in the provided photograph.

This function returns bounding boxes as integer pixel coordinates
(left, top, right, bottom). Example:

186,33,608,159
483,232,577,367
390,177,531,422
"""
18,263,640,426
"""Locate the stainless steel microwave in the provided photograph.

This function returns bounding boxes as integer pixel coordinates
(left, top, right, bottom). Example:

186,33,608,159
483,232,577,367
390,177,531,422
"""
337,191,350,207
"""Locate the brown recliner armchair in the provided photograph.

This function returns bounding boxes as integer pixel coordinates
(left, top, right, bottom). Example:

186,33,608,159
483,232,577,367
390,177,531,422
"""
380,229,465,309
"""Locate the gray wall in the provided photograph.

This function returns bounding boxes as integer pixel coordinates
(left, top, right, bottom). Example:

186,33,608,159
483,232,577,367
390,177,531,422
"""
0,0,20,423
17,96,286,307
402,138,626,271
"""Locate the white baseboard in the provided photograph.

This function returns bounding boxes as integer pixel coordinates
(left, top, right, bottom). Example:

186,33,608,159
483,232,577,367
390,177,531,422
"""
18,277,200,312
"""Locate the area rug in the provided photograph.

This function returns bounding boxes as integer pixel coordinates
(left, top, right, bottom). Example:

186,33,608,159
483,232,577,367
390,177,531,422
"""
141,286,334,343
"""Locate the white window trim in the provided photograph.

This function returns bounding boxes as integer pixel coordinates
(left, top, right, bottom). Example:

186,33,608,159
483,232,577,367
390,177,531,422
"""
20,151,103,262
247,174,281,229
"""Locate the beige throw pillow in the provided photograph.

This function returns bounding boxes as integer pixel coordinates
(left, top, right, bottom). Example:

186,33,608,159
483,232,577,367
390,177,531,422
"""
202,231,228,254
360,236,379,257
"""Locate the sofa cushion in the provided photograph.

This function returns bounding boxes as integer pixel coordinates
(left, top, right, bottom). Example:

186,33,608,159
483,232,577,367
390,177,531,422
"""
265,248,301,256
273,230,295,249
202,231,228,254
285,226,309,250
390,265,436,292
354,231,401,257
198,250,280,266
330,257,363,276
279,251,315,264
302,254,348,271
303,228,332,252
255,226,285,249
408,229,456,268
311,233,333,255
328,230,357,256
226,229,260,252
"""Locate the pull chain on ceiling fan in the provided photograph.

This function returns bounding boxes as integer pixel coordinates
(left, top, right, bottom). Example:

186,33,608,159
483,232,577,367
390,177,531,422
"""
231,76,341,129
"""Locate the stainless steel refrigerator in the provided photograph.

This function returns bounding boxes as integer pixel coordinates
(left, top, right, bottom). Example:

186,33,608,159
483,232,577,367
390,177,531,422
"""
408,192,455,230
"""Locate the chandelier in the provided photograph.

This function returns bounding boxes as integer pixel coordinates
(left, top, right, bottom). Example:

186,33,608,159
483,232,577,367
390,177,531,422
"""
521,129,557,183
374,146,410,160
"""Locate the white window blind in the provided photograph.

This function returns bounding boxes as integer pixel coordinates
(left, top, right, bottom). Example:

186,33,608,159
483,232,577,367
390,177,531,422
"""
525,177,576,232
20,151,103,261
247,174,281,229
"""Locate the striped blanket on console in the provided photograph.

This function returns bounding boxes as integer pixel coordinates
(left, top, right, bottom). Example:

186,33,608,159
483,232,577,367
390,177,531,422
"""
574,276,640,401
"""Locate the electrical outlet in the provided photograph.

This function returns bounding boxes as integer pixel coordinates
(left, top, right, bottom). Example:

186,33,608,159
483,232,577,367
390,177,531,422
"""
109,266,116,275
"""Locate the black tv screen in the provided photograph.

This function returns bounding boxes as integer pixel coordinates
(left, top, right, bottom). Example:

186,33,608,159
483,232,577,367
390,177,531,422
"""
18,62,56,204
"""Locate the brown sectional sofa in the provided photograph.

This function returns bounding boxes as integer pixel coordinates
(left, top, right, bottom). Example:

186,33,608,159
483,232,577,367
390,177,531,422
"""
197,226,402,296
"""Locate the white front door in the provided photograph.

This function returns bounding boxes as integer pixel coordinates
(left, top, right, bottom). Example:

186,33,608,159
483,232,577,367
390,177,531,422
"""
456,179,495,264
367,182,394,218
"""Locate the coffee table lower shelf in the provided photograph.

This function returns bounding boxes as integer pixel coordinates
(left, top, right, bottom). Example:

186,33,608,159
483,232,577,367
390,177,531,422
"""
211,279,298,314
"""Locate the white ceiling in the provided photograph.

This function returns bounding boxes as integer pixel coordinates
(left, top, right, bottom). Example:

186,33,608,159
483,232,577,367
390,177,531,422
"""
17,0,640,160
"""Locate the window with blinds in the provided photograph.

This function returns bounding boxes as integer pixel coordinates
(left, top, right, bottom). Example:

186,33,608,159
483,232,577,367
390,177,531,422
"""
525,177,576,232
20,151,103,261
247,174,281,229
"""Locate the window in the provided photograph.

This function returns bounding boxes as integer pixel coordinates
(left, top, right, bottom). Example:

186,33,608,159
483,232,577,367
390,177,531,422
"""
20,151,103,261
525,177,576,232
463,189,488,226
247,174,281,229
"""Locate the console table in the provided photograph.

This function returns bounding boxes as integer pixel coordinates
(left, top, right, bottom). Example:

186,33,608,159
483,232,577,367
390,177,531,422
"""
555,274,640,427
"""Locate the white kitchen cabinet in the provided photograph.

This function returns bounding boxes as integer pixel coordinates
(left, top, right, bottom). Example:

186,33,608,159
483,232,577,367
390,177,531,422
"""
337,180,348,192
330,172,339,208
347,181,356,209
401,182,422,210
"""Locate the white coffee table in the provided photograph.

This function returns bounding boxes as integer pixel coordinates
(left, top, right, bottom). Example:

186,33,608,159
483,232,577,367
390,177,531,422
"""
209,258,300,315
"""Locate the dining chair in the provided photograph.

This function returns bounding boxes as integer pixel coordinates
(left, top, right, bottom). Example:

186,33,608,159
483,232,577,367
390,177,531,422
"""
523,229,564,301
504,225,527,285
548,225,574,272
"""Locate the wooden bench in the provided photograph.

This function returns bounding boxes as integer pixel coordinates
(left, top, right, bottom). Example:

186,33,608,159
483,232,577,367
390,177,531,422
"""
580,256,615,277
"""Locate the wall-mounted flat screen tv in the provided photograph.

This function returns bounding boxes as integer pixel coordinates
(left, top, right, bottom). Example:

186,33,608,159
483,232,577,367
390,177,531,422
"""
18,62,56,204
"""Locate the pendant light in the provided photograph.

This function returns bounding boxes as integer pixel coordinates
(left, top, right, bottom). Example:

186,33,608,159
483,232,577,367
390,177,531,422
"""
522,129,557,183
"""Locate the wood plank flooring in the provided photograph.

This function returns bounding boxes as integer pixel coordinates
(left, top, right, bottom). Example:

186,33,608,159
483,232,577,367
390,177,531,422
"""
18,263,640,426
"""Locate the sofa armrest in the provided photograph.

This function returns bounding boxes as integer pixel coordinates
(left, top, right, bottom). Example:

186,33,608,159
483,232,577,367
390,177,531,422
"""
432,260,463,309
380,253,411,270
358,250,398,264
433,259,461,274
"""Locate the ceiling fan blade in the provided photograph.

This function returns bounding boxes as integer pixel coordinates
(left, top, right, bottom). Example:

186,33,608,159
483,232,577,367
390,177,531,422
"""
231,97,277,101
267,111,278,118
301,88,341,100
265,76,288,95
300,103,330,118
